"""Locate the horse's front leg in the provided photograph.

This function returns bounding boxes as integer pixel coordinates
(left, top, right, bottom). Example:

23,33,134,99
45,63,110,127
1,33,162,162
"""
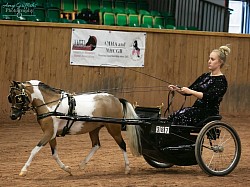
49,138,72,175
19,133,52,176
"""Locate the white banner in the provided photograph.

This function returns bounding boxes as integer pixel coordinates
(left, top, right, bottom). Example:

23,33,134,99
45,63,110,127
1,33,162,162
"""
70,28,146,67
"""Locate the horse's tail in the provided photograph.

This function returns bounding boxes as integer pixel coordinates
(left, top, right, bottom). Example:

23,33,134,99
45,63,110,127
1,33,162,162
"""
119,98,142,157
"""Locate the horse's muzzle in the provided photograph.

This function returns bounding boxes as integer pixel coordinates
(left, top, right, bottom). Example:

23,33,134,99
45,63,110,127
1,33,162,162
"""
10,114,18,120
10,112,22,120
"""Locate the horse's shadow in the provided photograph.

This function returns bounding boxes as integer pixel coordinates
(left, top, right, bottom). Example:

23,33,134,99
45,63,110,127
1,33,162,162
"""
52,166,203,181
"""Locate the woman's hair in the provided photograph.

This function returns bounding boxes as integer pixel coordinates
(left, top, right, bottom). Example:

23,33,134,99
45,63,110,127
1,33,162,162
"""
212,45,231,67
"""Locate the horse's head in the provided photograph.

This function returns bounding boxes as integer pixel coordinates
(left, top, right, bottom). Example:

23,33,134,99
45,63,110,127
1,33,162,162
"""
8,81,31,120
86,36,97,50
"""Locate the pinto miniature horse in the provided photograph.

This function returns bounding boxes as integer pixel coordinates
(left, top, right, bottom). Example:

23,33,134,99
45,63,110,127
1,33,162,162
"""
8,80,142,176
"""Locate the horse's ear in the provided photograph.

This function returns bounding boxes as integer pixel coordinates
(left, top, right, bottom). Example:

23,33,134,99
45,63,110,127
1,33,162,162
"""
12,81,20,88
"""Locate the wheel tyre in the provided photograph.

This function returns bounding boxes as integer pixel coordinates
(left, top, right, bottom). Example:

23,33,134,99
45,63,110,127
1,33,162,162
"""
143,155,174,168
195,121,241,176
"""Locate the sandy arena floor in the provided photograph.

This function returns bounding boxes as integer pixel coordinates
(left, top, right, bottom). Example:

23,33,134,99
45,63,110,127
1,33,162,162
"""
0,115,249,187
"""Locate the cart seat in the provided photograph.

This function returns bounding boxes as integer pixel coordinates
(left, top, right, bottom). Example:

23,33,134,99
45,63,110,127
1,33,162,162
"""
135,106,161,119
195,115,222,127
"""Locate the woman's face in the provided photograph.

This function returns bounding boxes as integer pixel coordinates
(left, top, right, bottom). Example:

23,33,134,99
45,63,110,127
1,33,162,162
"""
208,51,222,71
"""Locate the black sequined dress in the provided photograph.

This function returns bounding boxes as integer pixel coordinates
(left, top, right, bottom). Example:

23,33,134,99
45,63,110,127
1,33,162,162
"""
168,72,228,126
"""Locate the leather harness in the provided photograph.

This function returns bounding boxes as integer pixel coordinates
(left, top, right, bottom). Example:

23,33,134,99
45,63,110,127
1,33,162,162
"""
37,93,77,136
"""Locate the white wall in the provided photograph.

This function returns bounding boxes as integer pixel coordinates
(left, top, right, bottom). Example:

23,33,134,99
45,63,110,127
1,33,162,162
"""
228,1,242,33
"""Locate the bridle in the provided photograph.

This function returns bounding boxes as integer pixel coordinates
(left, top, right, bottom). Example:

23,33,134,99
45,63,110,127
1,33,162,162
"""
8,83,32,117
8,82,65,119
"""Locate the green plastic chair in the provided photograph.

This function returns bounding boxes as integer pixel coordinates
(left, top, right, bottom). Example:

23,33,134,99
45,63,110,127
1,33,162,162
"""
128,14,140,27
116,13,127,26
139,9,153,25
151,10,165,26
99,7,113,25
103,12,115,25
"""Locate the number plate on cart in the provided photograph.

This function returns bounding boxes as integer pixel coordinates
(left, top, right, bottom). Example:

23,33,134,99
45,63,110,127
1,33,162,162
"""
151,125,170,134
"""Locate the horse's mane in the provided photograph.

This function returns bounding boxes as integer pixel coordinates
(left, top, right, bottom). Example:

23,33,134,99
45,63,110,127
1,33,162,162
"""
38,82,63,94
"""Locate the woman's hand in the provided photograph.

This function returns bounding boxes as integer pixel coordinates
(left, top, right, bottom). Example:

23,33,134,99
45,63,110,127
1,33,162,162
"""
168,85,181,91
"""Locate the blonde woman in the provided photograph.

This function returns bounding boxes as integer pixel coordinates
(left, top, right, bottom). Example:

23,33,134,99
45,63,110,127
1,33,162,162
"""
168,45,230,126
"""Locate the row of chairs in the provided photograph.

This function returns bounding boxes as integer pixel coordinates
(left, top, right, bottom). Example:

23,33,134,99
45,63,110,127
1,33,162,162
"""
75,7,175,27
0,0,149,13
101,9,156,26
61,0,150,13
0,1,197,30
0,0,150,22
0,12,197,31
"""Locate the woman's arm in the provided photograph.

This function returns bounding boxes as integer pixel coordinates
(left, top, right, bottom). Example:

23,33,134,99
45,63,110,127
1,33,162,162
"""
178,87,203,99
168,85,202,98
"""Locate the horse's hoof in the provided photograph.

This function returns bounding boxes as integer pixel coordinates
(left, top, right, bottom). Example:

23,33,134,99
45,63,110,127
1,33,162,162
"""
125,168,131,174
79,163,86,170
19,171,27,176
64,166,72,175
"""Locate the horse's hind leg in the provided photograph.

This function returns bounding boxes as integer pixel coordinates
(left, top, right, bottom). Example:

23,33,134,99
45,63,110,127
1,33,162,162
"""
49,138,72,175
79,126,102,170
106,125,131,174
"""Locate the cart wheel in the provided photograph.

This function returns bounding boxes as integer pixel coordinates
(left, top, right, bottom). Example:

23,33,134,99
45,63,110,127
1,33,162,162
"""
195,121,241,176
143,155,174,168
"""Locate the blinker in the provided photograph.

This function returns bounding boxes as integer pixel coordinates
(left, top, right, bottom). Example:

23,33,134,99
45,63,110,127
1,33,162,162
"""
8,95,12,103
8,93,29,104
